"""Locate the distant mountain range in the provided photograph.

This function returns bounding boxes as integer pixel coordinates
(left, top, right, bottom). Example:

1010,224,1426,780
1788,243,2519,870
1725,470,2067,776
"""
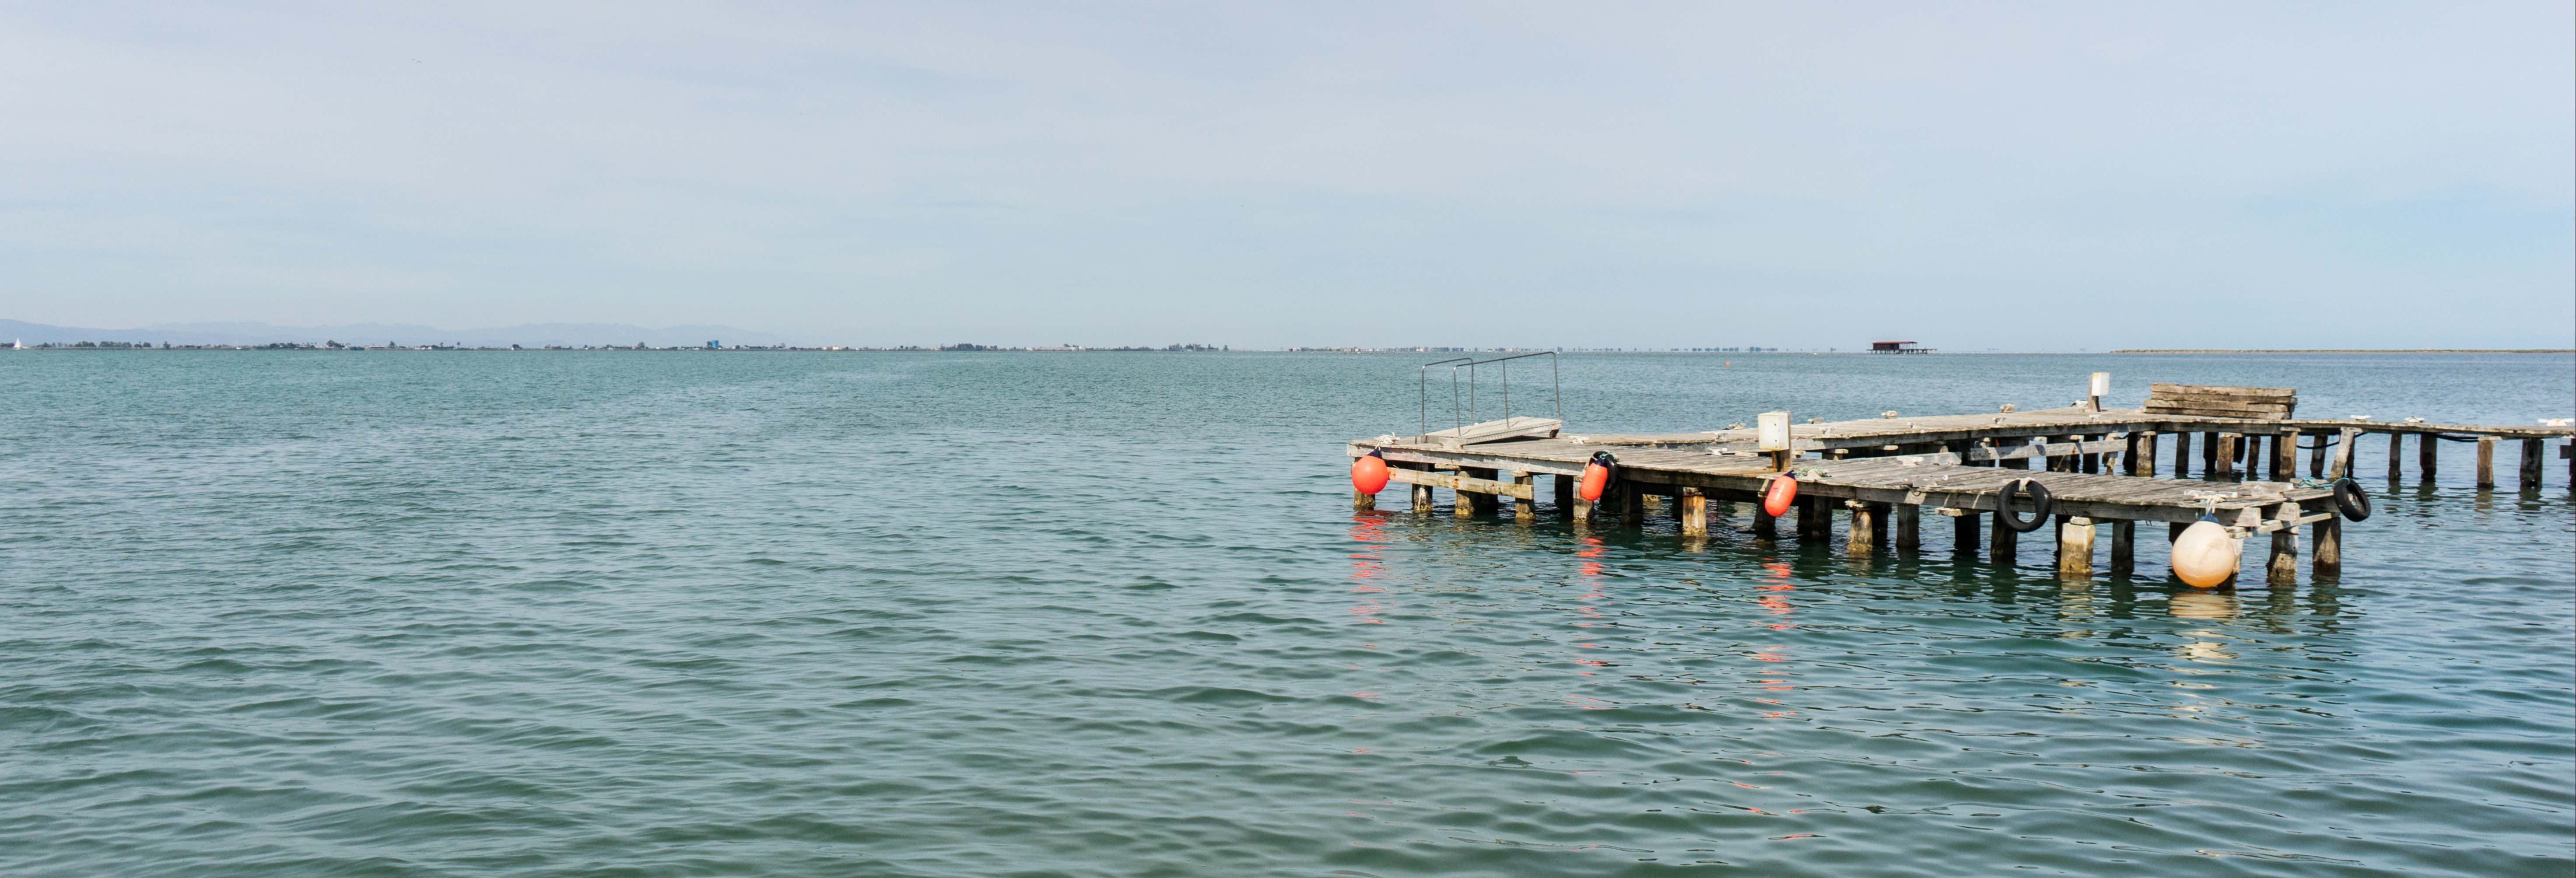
0,320,796,348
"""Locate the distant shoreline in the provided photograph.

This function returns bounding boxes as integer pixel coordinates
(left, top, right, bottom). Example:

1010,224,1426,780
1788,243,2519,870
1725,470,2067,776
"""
2107,348,2573,354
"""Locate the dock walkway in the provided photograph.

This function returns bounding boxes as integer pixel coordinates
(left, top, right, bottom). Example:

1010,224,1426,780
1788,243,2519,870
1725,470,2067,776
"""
1349,404,2574,586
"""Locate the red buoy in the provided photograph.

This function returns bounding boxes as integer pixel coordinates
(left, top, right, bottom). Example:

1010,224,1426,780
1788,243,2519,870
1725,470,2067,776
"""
1350,450,1391,494
1761,472,1799,517
1577,451,1616,502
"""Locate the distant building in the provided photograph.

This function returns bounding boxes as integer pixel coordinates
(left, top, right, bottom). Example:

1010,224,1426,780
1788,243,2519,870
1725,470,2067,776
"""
1870,340,1932,354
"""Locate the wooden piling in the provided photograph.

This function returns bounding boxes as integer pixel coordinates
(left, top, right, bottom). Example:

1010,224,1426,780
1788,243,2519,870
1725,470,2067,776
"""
1752,507,1777,542
2172,430,2190,477
2132,431,2158,476
2387,431,2403,481
1679,487,1707,536
2057,516,2094,579
2475,437,2496,489
2330,427,2359,479
1846,501,1876,556
1953,508,1980,556
1990,509,2017,562
2109,519,2136,577
1797,495,1831,540
1462,467,1500,515
2522,438,2546,490
1513,472,1537,523
2201,431,2218,474
2266,502,2299,586
2313,511,2341,577
1353,488,1375,511
2214,433,2237,477
1619,481,1644,527
2419,433,2438,483
1896,504,1921,552
2082,434,2102,474
1552,472,1572,517
2307,431,2327,478
2273,430,2297,481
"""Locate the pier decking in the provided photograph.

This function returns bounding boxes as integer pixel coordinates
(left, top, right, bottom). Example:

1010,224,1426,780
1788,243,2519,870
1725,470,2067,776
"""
1349,400,2576,586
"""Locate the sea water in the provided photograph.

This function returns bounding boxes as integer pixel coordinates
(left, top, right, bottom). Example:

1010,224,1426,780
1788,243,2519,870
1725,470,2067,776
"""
2,351,2569,876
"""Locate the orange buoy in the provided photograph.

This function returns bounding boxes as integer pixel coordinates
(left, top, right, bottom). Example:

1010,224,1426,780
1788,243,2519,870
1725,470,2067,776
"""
1576,451,1616,502
1761,472,1799,517
1350,450,1390,494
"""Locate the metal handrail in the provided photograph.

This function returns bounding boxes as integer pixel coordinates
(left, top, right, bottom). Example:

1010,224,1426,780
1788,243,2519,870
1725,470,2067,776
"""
1418,357,1473,439
1419,351,1560,439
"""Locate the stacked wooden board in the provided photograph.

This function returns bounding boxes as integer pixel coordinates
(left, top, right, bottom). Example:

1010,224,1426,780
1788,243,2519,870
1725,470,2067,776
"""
2144,384,2296,420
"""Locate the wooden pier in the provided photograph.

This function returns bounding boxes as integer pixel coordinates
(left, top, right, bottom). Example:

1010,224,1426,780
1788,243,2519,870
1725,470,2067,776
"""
1348,383,2575,587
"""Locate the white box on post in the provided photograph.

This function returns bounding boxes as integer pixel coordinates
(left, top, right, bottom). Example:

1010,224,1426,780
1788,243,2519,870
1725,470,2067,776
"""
1757,411,1793,472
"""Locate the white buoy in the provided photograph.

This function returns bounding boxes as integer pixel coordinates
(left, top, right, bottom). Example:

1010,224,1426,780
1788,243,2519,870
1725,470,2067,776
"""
2170,520,2241,588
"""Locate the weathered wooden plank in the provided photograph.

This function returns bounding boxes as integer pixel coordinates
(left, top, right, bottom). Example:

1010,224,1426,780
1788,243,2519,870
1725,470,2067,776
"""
2475,437,2497,489
2149,383,2297,398
1387,467,1536,500
1421,416,1563,448
1679,487,1707,536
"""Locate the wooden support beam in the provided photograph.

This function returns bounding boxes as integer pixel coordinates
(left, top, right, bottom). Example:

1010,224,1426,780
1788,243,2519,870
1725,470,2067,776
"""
2109,519,2136,578
1952,507,1980,555
2214,433,2238,477
1513,473,1536,523
1388,468,1535,500
1798,495,1831,540
1752,507,1777,542
2132,431,2158,476
1989,508,2016,562
1619,480,1645,527
2058,516,2094,579
2419,433,2438,483
2272,430,2296,481
2308,430,2328,478
2329,427,2359,480
1353,488,1374,511
1896,504,1921,552
1553,472,1573,516
2475,437,2497,489
1846,501,1876,556
1679,487,1707,536
2266,502,2300,586
1998,437,2030,470
2201,431,2219,475
2313,511,2341,577
2522,438,2546,490
2387,430,2403,481
2172,430,2190,477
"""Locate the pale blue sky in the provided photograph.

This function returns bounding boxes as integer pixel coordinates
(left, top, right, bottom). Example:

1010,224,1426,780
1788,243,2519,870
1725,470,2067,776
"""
3,2,2569,349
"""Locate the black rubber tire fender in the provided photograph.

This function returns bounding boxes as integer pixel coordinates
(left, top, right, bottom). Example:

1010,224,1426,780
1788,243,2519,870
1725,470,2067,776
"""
1997,479,2052,532
2331,478,2372,521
